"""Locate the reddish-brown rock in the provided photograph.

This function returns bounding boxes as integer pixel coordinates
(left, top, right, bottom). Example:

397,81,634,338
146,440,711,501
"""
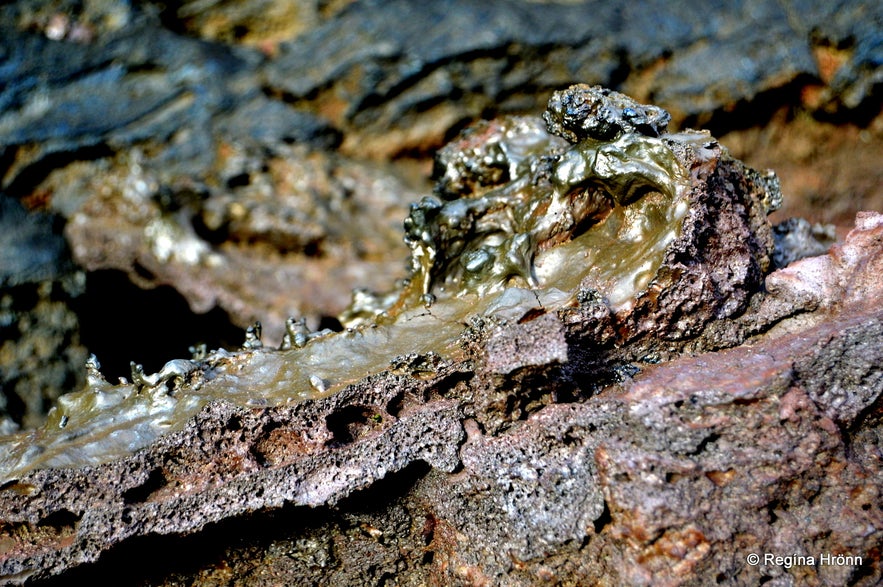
0,87,880,585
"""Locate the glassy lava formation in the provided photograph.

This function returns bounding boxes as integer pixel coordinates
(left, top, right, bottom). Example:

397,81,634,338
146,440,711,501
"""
342,85,692,325
0,85,781,482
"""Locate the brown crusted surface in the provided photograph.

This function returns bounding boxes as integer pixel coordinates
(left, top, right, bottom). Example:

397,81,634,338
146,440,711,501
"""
61,148,418,343
1,87,881,584
2,204,881,584
417,215,883,586
0,369,467,583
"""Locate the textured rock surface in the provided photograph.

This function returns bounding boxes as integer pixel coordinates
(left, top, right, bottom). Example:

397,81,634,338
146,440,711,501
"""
2,86,882,584
1,0,882,584
59,146,419,344
2,0,881,414
0,85,780,484
2,214,880,585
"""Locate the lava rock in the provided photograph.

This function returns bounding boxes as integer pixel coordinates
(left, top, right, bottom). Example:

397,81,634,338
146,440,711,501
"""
1,85,880,584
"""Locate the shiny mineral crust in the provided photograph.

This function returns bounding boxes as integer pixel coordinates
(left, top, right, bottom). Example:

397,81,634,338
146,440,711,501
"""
0,86,783,566
343,84,778,336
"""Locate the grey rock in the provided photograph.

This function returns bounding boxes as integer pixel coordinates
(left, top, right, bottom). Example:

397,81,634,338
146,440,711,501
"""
0,196,68,287
772,217,837,269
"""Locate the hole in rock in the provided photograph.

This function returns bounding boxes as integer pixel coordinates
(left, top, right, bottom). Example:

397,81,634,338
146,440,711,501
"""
593,501,612,534
73,270,243,382
687,432,721,456
25,463,430,586
123,468,168,505
766,499,781,524
37,508,82,531
317,315,344,333
386,392,405,418
325,405,381,446
302,239,324,258
2,392,26,429
131,261,156,282
2,144,113,198
191,211,229,245
225,172,251,189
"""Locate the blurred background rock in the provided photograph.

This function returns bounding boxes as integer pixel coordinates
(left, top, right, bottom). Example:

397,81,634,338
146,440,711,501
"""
1,0,881,431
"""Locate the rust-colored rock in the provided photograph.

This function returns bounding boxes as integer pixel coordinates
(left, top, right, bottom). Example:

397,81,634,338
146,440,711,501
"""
0,85,881,586
59,146,419,343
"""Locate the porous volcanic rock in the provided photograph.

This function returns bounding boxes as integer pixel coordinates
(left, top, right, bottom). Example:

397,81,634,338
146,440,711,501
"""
1,85,880,586
2,0,881,419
